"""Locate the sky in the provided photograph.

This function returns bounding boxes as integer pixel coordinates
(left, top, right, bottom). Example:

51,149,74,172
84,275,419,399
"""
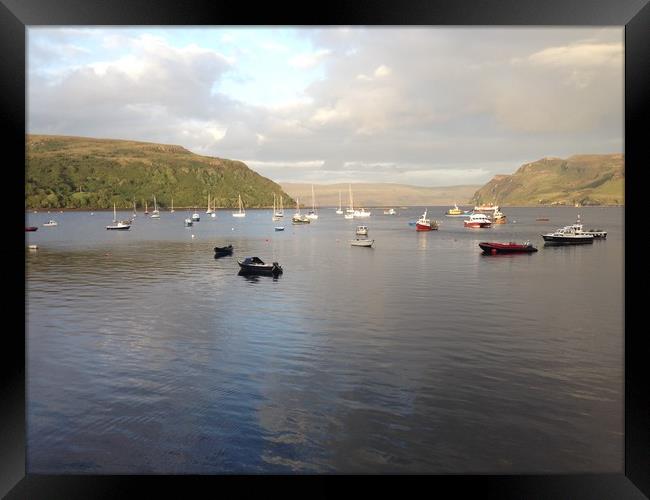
27,27,623,186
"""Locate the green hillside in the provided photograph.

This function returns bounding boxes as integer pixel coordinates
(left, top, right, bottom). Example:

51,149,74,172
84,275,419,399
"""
470,154,624,206
25,134,294,210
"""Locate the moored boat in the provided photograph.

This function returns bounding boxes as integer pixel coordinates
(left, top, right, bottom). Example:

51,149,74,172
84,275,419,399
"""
542,226,594,244
464,213,492,228
492,207,507,224
350,238,374,247
383,208,396,215
416,209,438,231
479,241,538,254
570,214,607,238
356,225,368,236
292,197,310,224
184,218,193,227
214,245,233,257
25,226,38,232
191,211,201,222
445,203,465,216
274,226,285,231
237,256,283,275
43,220,58,227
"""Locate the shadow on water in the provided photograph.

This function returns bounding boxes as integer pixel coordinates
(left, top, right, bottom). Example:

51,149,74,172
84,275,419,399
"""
237,270,281,282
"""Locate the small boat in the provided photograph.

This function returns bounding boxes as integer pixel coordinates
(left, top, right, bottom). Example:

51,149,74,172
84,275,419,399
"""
144,200,149,215
536,217,550,222
464,213,492,228
274,226,285,231
356,225,368,236
25,226,38,232
43,220,58,227
353,208,371,218
492,207,507,224
232,194,246,218
214,245,233,257
170,197,175,213
237,256,283,275
107,204,131,230
346,184,355,217
28,244,38,250
206,194,213,214
150,195,160,219
383,208,396,215
191,211,200,222
184,218,193,227
292,197,310,224
479,241,538,254
275,194,284,219
416,209,438,231
445,203,465,216
408,221,417,226
336,191,344,215
542,226,594,244
350,238,374,247
306,185,319,220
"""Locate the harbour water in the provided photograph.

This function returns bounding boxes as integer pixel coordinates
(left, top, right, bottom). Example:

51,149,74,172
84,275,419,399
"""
25,206,624,473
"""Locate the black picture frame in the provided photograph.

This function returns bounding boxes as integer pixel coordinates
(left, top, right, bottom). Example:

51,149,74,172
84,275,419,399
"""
4,0,648,497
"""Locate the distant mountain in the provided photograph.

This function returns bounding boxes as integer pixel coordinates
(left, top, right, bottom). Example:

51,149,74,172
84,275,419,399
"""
470,154,624,206
26,134,294,209
280,183,481,208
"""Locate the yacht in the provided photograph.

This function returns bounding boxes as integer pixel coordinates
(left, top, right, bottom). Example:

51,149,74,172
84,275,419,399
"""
150,195,160,219
306,185,319,220
353,208,371,218
106,204,131,230
292,197,310,224
336,191,344,215
232,194,246,218
43,220,58,227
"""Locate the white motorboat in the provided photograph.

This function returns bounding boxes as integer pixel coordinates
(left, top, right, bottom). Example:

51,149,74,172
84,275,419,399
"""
43,220,58,227
191,211,200,222
356,225,368,236
542,225,594,244
464,213,492,228
184,218,193,227
350,238,374,247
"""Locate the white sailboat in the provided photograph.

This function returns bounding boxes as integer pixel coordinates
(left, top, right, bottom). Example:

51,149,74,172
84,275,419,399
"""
274,194,284,218
306,184,318,220
211,194,217,218
106,203,131,230
232,194,246,217
344,184,355,219
206,193,213,214
272,193,281,221
336,191,343,215
170,197,175,213
292,197,310,224
144,199,148,215
150,195,160,218
132,199,137,218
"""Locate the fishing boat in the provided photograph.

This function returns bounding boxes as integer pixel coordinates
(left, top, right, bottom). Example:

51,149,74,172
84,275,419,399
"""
479,241,538,254
150,195,160,219
570,214,607,238
184,217,193,227
492,207,507,224
25,226,38,232
237,256,283,275
464,213,492,228
445,203,465,216
214,245,233,257
232,194,246,218
416,209,438,231
306,185,318,220
336,191,344,215
43,220,58,227
206,194,213,214
106,204,131,230
542,226,594,244
383,208,396,215
292,197,310,224
350,238,374,247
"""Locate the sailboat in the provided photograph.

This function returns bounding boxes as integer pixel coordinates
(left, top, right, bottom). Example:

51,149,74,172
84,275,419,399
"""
272,193,281,221
274,194,284,218
344,184,355,219
107,203,131,230
150,195,160,218
206,193,213,214
211,194,217,218
170,197,175,213
144,199,149,215
232,194,246,217
292,197,310,224
336,191,344,215
132,199,137,218
306,184,318,220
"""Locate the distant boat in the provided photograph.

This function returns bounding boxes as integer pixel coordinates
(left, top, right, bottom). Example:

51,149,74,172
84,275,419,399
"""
416,209,438,231
272,193,281,221
184,217,193,227
492,207,507,224
479,241,538,254
43,220,58,227
191,210,200,222
275,194,284,219
170,197,175,213
473,202,499,214
150,195,160,219
106,203,131,230
536,217,550,222
445,203,465,216
132,199,137,218
232,194,246,218
383,208,396,215
206,194,213,214
144,200,149,215
346,184,355,217
464,213,492,228
542,226,593,245
237,256,283,275
25,226,38,232
306,184,318,220
336,191,344,215
292,197,310,224
350,238,374,247
353,207,371,218
214,245,233,257
274,226,285,231
356,225,368,236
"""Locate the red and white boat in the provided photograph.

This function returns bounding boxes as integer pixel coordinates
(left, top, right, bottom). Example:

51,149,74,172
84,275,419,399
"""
479,241,538,254
464,213,492,228
416,209,438,231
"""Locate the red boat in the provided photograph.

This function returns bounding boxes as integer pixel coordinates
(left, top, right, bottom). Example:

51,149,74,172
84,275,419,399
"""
479,241,538,254
25,226,38,232
415,209,438,231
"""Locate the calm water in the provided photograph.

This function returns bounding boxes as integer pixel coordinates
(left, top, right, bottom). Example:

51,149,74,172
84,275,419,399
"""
26,206,624,474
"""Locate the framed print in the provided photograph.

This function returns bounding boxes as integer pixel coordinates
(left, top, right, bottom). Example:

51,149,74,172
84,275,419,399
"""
3,0,648,497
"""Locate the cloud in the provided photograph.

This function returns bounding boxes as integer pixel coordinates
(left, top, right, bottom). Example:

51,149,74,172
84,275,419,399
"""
288,49,331,69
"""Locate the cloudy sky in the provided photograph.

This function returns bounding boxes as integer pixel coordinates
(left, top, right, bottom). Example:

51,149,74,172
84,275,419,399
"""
28,27,623,186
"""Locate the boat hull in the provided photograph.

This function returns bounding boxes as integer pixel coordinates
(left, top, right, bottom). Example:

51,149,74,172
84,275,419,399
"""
106,226,130,230
479,242,537,254
542,235,593,244
416,223,433,231
464,222,491,228
350,239,374,247
237,262,282,275
25,226,38,232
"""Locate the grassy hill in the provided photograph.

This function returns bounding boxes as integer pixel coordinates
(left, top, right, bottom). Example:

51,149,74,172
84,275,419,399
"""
470,154,624,206
25,135,294,210
281,183,481,208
